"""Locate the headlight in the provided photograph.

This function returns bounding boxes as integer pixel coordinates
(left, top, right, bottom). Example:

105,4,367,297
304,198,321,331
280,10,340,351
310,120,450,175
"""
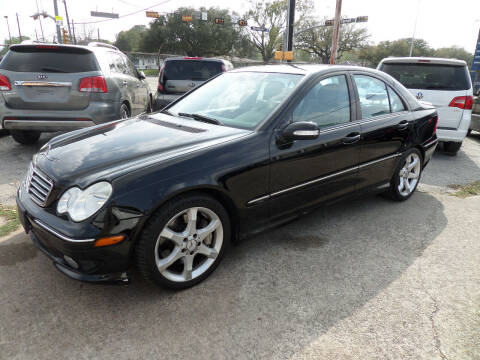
57,182,113,222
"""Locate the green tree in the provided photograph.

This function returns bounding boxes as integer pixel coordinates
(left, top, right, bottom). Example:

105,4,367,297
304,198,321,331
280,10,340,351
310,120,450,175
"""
295,19,369,64
1,36,31,56
434,46,473,67
115,25,148,52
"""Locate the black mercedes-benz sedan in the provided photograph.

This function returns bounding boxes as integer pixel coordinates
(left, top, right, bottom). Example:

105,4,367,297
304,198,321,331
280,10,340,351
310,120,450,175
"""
16,65,438,289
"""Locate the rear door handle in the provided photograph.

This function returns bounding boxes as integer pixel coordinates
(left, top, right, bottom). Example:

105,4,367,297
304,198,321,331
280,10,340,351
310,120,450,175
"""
342,132,361,144
397,120,409,130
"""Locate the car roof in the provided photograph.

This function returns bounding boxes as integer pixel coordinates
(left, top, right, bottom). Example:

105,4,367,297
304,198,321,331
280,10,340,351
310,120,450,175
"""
379,57,467,66
9,42,121,54
165,57,227,63
230,64,385,76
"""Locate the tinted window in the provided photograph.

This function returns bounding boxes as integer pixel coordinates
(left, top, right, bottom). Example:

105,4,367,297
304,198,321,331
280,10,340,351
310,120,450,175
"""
388,87,406,112
169,72,302,129
165,60,223,81
0,47,99,73
381,63,470,91
293,75,350,127
354,75,390,118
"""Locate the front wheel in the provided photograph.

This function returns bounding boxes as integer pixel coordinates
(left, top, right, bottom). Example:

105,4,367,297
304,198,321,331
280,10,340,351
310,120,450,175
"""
388,149,422,201
10,130,41,145
136,194,231,290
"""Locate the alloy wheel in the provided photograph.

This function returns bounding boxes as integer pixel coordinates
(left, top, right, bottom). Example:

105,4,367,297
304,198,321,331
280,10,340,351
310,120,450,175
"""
154,207,223,282
398,153,421,196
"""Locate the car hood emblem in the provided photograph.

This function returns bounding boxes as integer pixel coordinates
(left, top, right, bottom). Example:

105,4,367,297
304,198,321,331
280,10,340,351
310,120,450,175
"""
416,92,423,100
37,74,48,80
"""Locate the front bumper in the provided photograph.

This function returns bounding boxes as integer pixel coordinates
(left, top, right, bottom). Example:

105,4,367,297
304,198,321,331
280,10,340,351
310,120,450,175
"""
16,186,135,284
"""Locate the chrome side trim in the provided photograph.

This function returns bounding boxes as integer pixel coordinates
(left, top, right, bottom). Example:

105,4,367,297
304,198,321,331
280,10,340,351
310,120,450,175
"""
247,153,403,205
13,81,72,87
34,219,95,243
424,139,438,148
358,153,402,169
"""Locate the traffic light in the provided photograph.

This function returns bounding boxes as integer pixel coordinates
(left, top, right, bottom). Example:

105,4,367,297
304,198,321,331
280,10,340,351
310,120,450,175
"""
215,18,225,25
238,19,247,26
62,28,69,44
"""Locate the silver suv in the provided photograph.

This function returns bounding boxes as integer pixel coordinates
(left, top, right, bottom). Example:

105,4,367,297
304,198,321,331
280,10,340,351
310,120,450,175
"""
0,42,153,144
155,57,233,109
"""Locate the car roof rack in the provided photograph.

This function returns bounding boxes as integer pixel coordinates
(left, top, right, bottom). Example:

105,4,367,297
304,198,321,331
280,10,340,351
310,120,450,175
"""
88,42,119,51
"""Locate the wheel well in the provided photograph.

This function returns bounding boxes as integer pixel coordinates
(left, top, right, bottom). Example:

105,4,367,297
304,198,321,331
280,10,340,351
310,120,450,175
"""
134,188,240,244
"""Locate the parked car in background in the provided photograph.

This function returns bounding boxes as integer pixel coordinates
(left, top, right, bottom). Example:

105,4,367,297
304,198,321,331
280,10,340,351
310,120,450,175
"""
470,88,480,134
155,57,233,110
17,65,438,289
0,42,153,145
378,57,473,154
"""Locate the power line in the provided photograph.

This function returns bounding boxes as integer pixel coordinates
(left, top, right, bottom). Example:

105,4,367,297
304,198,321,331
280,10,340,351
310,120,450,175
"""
74,0,175,25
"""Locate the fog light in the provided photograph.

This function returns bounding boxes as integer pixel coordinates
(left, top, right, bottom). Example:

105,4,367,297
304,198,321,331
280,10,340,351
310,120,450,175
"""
94,235,125,247
63,255,79,269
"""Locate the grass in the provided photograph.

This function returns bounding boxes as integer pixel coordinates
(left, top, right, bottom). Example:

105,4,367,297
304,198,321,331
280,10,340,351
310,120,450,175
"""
142,69,159,76
0,206,21,237
449,181,480,198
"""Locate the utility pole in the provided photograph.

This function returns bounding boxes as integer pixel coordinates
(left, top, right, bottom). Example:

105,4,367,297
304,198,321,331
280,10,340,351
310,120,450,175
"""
286,0,295,62
409,0,420,57
97,28,100,41
16,13,22,41
36,0,45,41
35,28,38,41
72,19,77,44
63,0,72,43
4,16,12,43
329,0,342,64
53,0,63,43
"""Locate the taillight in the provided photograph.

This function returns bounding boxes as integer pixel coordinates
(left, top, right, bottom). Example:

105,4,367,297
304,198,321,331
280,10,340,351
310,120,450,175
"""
0,74,11,91
78,76,107,93
158,64,165,93
449,96,473,110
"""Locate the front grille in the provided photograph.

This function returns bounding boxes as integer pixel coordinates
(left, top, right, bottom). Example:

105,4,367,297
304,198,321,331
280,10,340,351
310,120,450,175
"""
26,165,53,207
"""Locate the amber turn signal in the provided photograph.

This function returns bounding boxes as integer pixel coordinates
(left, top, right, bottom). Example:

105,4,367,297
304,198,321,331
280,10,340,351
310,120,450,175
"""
94,235,125,247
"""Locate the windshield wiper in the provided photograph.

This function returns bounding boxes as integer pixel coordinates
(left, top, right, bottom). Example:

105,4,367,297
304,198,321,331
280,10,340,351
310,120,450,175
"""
178,112,223,125
160,109,174,116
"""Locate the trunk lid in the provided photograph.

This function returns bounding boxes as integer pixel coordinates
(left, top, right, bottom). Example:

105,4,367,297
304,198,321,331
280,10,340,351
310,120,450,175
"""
0,45,101,110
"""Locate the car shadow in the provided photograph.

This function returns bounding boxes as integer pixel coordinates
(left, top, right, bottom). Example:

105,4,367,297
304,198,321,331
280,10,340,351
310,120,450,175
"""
0,191,447,358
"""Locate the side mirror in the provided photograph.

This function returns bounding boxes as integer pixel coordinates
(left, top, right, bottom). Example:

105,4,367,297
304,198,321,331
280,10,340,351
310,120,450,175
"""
138,71,146,80
280,121,320,143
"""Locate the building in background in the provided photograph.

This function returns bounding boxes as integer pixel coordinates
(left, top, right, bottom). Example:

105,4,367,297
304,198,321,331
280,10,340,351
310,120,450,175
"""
126,52,159,70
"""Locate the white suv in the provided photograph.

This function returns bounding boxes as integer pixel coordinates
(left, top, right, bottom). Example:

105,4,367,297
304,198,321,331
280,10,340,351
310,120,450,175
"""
378,57,473,155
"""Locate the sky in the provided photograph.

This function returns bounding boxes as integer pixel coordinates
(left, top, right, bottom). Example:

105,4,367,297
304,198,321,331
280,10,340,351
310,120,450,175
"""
1,0,479,52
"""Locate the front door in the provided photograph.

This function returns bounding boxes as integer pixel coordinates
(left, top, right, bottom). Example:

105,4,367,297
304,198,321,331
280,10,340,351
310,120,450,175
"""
268,73,361,221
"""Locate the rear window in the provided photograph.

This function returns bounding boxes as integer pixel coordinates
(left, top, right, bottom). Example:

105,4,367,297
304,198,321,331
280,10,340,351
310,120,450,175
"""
380,63,470,91
0,47,99,73
164,60,222,81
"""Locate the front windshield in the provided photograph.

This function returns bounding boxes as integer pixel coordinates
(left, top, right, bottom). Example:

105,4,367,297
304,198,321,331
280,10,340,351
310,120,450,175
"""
168,72,303,129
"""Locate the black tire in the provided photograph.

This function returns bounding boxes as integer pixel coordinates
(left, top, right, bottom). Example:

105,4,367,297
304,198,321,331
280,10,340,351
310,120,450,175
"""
146,96,153,113
10,130,41,145
388,148,423,201
467,129,472,136
120,103,130,119
135,193,231,290
444,141,462,155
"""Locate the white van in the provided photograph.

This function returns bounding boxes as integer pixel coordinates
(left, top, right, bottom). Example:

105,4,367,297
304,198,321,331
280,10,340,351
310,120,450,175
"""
378,57,473,154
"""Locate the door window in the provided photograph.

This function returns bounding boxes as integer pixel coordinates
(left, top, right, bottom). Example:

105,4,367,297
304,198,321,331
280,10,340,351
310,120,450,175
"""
353,75,390,118
109,53,128,74
388,87,406,112
293,75,350,127
123,55,138,78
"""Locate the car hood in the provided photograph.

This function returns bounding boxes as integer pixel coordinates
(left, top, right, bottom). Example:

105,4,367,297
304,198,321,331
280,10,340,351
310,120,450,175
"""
34,114,250,186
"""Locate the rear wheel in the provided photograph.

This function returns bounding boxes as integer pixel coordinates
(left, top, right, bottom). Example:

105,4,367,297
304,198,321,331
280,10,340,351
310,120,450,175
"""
120,103,130,119
388,149,422,201
136,194,231,290
10,130,41,145
444,141,462,155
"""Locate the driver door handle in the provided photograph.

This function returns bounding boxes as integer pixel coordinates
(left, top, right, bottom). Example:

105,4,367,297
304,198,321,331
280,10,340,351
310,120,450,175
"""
342,132,361,144
397,120,409,130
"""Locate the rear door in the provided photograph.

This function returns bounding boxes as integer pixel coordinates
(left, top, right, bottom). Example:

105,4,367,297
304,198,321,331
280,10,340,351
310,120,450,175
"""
164,60,223,94
121,54,147,115
379,62,471,129
0,45,101,110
